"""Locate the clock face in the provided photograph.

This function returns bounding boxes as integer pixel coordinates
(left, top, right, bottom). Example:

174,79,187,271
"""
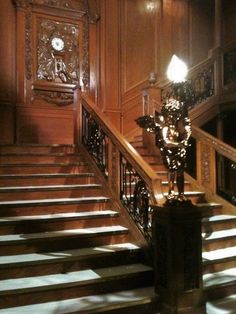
51,37,65,51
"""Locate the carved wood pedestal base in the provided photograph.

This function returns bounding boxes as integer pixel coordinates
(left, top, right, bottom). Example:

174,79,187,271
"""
152,204,206,314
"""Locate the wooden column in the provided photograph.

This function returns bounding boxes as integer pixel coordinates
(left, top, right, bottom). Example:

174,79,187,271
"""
153,204,205,314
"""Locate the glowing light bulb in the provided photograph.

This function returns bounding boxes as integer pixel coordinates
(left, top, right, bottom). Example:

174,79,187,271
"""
166,55,188,83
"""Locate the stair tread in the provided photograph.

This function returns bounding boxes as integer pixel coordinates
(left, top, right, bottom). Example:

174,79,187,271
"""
202,214,236,223
203,246,236,262
0,184,102,192
203,267,236,288
0,210,119,224
203,228,236,241
0,152,79,156
0,196,110,207
0,173,95,178
0,225,128,244
0,286,156,314
196,202,222,208
0,263,152,294
0,162,86,167
206,294,236,314
163,191,204,196
0,242,140,267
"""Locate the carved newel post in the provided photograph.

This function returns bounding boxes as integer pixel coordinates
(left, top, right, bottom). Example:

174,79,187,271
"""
137,56,206,313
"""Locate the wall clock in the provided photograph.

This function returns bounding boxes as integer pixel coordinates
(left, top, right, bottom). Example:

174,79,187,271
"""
51,36,65,51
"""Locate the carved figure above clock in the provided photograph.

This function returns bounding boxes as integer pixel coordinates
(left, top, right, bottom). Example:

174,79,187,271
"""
37,18,80,85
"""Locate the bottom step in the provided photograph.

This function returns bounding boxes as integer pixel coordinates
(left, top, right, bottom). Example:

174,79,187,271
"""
0,287,158,314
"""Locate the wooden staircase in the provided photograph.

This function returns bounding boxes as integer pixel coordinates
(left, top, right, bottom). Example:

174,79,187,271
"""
0,144,159,314
131,135,236,313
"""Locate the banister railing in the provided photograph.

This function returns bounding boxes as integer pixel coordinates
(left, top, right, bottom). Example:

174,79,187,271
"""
80,94,164,241
189,125,236,205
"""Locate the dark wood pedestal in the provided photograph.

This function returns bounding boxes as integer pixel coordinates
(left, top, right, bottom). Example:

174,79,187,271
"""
152,204,206,314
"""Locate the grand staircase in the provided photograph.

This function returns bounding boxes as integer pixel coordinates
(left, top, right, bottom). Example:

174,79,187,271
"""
131,135,236,313
0,144,159,314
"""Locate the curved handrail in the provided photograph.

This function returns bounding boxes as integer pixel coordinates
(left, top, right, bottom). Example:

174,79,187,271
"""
192,125,236,163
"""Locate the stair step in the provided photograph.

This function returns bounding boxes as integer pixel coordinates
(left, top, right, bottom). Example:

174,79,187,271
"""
0,242,140,269
0,264,153,308
0,287,157,314
0,210,119,225
163,190,205,203
0,144,77,154
203,228,236,241
203,268,236,289
203,246,236,264
0,286,157,314
0,173,97,186
0,196,110,208
0,153,81,163
0,163,89,174
0,263,152,296
0,184,104,200
206,294,236,314
0,225,128,245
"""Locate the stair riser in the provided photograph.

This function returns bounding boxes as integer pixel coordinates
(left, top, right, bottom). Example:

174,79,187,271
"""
202,221,236,232
204,283,236,301
0,146,77,154
0,233,130,255
0,272,153,309
0,251,142,280
0,176,97,187
0,187,104,201
0,201,111,217
161,183,191,193
142,156,162,164
0,155,81,164
203,259,236,274
203,237,236,251
0,165,89,174
0,216,119,235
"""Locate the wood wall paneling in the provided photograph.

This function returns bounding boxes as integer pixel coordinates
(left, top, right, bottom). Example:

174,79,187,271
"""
0,0,16,143
189,0,214,66
222,0,236,46
17,106,74,144
121,0,157,97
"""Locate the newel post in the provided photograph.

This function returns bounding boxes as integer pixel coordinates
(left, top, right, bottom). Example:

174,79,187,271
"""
152,204,206,314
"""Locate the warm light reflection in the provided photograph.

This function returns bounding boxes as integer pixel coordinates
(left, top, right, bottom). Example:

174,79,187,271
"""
146,1,158,11
167,54,188,83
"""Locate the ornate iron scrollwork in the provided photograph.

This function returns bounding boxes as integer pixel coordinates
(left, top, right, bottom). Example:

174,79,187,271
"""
82,107,108,177
120,155,152,241
162,66,214,110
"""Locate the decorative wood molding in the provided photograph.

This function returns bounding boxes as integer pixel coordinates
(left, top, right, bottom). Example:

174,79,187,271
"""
25,9,33,80
82,16,89,88
14,0,32,9
33,0,87,14
33,89,73,106
36,18,80,85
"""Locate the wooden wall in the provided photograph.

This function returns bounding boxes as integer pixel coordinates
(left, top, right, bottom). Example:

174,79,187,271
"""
0,0,16,143
97,0,216,138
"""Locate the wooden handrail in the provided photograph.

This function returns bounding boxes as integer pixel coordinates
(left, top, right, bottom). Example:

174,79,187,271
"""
192,125,236,163
81,93,165,206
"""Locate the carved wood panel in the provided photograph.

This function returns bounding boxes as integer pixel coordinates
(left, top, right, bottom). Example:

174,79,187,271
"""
36,18,80,85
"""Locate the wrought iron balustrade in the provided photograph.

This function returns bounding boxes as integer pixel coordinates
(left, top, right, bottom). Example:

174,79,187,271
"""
82,106,108,177
120,154,152,241
161,65,214,111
